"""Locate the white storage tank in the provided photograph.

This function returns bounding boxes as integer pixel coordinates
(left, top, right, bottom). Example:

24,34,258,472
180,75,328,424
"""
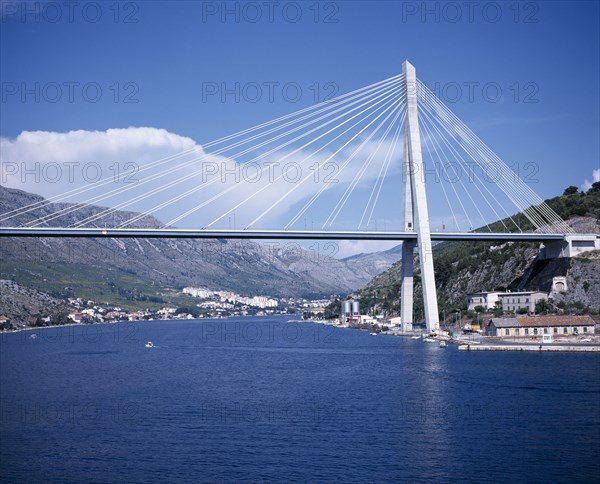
341,300,352,315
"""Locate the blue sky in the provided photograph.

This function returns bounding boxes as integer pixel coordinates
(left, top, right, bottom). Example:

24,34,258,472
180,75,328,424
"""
1,1,599,254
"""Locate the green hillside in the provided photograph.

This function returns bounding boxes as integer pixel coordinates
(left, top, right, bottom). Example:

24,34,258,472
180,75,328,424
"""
346,183,600,320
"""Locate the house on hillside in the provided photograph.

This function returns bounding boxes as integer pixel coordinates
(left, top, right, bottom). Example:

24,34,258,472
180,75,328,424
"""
68,312,83,323
467,290,549,313
486,315,595,338
497,291,548,313
467,292,502,310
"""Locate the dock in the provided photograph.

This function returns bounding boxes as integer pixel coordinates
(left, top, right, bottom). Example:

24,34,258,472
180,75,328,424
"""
458,344,600,352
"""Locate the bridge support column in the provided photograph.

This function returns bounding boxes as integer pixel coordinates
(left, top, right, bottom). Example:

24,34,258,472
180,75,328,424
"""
400,134,415,332
400,240,415,332
402,60,440,333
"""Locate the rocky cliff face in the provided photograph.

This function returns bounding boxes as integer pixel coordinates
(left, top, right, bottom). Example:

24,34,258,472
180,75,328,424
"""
351,187,600,318
0,279,70,325
352,218,599,317
544,251,600,309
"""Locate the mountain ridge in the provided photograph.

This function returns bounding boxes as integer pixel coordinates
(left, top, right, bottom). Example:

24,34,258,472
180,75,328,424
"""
0,186,402,319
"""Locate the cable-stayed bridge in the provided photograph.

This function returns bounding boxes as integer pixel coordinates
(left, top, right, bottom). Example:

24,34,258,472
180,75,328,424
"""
1,61,598,332
0,227,570,241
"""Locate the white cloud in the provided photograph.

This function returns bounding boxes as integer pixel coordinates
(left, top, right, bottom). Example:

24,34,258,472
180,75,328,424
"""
582,168,600,191
0,126,204,222
0,127,405,235
1,127,198,166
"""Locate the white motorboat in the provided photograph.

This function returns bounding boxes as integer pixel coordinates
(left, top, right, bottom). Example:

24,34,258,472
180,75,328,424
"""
145,341,155,348
439,341,448,348
423,337,436,343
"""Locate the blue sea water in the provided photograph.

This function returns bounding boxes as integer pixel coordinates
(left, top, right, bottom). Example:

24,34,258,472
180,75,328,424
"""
1,316,599,483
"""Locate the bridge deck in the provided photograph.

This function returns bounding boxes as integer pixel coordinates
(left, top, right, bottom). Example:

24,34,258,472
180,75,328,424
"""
0,227,579,241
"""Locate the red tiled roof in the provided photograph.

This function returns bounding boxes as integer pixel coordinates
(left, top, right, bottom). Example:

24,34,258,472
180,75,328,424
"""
515,315,595,327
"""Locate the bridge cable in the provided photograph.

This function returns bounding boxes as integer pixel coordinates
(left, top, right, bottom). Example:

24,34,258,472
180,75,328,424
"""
323,99,407,227
0,73,404,223
239,88,407,229
417,80,571,233
288,98,406,230
160,83,406,228
419,103,517,232
359,110,405,230
7,75,405,227
417,82,550,229
419,101,512,232
25,75,404,228
419,114,465,232
418,85,548,231
77,76,405,228
180,86,407,229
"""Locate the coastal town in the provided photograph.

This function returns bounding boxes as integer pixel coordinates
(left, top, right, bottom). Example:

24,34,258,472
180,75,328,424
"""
0,285,331,329
2,282,598,352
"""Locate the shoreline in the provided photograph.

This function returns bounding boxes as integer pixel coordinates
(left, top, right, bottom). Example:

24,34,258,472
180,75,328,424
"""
459,344,600,352
5,318,599,352
0,314,296,335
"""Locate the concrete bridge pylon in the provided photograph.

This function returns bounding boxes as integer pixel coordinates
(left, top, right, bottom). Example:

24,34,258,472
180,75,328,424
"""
400,60,440,333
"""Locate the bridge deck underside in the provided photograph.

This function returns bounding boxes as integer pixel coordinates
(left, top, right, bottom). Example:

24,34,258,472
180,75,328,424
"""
0,228,572,242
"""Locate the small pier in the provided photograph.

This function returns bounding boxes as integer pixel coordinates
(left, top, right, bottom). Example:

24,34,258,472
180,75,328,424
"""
458,344,600,352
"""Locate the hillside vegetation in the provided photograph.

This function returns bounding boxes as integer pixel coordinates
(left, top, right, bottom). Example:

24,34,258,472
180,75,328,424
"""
347,184,600,320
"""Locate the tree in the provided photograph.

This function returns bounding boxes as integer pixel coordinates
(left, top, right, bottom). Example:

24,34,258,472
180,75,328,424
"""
493,307,504,317
535,299,553,315
563,186,578,196
590,181,600,193
176,306,200,318
53,312,72,325
324,299,340,319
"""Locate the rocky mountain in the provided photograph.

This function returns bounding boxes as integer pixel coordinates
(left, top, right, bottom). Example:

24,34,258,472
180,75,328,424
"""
349,186,600,319
0,279,70,326
0,186,401,313
340,244,403,277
